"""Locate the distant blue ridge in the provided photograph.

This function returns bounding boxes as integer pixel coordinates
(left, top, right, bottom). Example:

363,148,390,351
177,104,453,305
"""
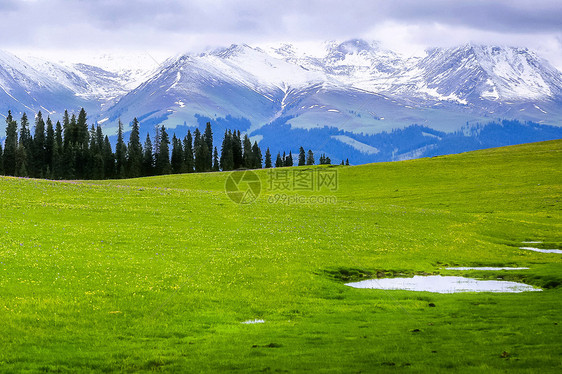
104,117,562,165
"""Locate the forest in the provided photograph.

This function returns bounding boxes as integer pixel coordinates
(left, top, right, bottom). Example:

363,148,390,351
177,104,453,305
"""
0,109,339,180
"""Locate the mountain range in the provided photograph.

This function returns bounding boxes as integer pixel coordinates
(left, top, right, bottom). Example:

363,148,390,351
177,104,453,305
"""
1,39,561,163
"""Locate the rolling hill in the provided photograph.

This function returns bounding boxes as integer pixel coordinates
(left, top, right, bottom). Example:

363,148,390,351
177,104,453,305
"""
0,140,560,372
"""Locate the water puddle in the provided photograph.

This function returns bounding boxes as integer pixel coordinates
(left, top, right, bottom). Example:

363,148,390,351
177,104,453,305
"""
520,247,562,254
445,267,529,271
346,275,541,293
241,319,265,324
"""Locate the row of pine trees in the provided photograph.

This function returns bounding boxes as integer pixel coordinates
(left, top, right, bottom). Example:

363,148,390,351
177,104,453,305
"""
0,109,344,180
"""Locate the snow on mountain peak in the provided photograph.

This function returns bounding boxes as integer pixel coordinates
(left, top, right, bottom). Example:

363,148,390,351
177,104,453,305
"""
204,44,254,59
190,43,327,90
267,43,299,60
2,39,561,134
470,45,562,100
398,43,562,103
325,39,382,57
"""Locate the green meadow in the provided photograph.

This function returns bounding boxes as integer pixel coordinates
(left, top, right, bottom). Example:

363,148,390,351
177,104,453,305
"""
0,140,561,372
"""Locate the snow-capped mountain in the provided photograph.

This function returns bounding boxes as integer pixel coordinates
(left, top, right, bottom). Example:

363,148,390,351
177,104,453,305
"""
102,43,337,133
102,40,562,131
66,52,161,91
0,50,93,116
1,40,561,163
22,57,128,105
390,44,562,103
0,50,160,120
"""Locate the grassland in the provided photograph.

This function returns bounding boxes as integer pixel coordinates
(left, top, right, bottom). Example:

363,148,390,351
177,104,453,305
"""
0,140,561,373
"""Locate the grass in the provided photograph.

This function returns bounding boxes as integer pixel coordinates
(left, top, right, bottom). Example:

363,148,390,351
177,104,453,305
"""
0,139,561,372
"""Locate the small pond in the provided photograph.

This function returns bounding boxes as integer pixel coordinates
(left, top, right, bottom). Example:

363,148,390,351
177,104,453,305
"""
346,275,541,293
241,319,265,324
520,246,562,254
445,267,529,270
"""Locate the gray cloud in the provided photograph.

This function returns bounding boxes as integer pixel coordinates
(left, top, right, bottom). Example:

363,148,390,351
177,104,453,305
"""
0,0,18,11
378,0,562,34
1,0,561,67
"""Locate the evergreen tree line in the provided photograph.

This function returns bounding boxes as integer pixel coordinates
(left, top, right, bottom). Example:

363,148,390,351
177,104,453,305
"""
1,109,344,180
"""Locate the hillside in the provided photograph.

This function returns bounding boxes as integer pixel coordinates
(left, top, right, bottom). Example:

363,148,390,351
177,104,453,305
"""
0,140,560,372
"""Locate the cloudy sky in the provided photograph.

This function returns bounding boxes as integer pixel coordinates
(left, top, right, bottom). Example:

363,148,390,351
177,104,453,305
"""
1,0,562,68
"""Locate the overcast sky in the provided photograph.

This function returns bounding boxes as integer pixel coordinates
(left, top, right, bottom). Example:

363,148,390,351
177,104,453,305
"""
1,0,562,68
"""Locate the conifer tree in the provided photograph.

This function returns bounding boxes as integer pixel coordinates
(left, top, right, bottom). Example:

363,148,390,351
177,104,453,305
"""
103,136,114,178
17,113,32,177
194,128,209,172
127,117,143,177
285,151,293,167
69,114,78,144
89,124,97,152
318,154,331,165
252,141,262,169
155,125,171,175
219,130,232,171
153,125,161,159
62,110,71,150
345,158,349,166
88,124,104,180
96,125,104,153
203,122,213,170
275,152,283,167
242,134,253,168
0,141,3,175
45,118,54,177
183,130,194,173
171,134,184,174
19,113,32,152
264,147,272,168
76,108,89,147
115,119,127,178
55,121,63,151
73,111,90,179
4,111,18,176
213,146,219,171
193,128,201,169
298,146,306,166
86,125,95,178
143,133,154,176
91,152,104,180
33,111,46,177
53,121,64,179
84,125,94,178
15,143,28,177
232,130,243,169
306,149,314,165
61,113,78,179
62,143,75,179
